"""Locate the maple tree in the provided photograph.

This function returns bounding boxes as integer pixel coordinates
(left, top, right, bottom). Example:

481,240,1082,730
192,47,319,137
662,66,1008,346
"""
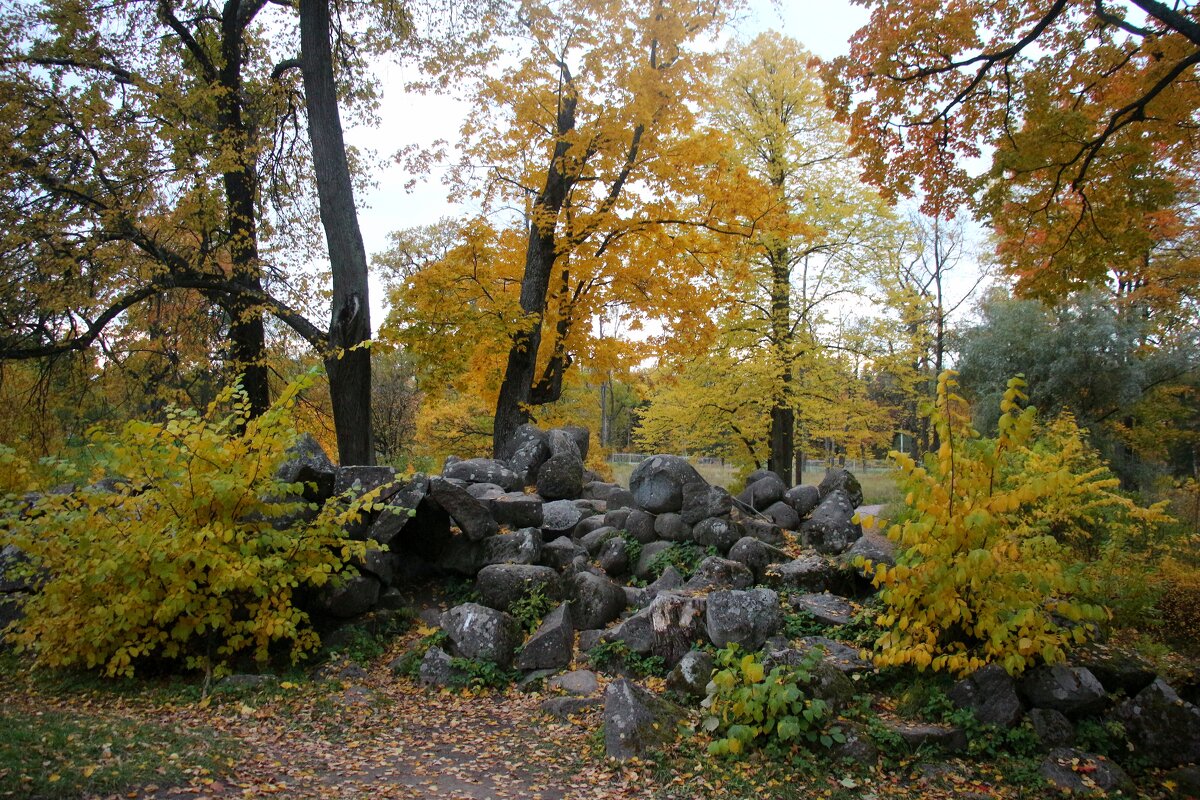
827,0,1200,315
388,0,742,458
654,32,896,481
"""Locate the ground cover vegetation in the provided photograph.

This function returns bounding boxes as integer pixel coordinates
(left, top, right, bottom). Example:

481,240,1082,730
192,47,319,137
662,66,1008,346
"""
0,0,1198,797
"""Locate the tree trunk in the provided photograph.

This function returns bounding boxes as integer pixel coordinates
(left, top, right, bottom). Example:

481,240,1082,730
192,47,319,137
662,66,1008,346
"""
767,243,794,485
299,0,374,465
492,88,578,457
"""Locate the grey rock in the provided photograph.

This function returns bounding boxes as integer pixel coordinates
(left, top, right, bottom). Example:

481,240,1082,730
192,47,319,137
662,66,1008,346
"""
465,483,505,503
767,554,839,593
632,540,675,581
550,669,600,695
541,499,584,539
580,526,620,555
276,433,336,503
537,453,585,501
583,481,626,503
605,610,654,656
667,649,715,699
799,489,862,555
692,517,743,554
840,531,897,572
603,507,632,530
428,477,498,541
481,527,543,566
808,660,857,713
557,425,590,461
516,603,574,671
505,424,552,486
490,492,545,529
629,455,706,514
1029,708,1075,748
598,537,630,577
829,720,878,764
683,556,754,592
572,571,628,630
440,602,522,667
643,565,685,600
783,484,821,519
1113,679,1200,767
604,679,685,761
1020,666,1108,717
680,483,734,526
705,588,782,650
476,564,562,612
435,535,487,576
763,500,801,530
798,636,873,674
948,664,1025,727
573,515,607,538
727,536,789,582
355,548,401,587
818,468,864,507
578,629,604,653
1072,643,1157,697
444,458,522,492
624,509,658,544
366,477,432,547
542,696,602,721
654,512,692,542
790,592,855,626
1040,748,1133,796
418,646,464,687
334,465,399,498
737,473,787,512
315,574,380,618
541,537,588,570
741,518,785,546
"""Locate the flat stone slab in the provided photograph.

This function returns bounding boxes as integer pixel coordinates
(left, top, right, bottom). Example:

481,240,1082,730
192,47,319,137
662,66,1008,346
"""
790,592,855,626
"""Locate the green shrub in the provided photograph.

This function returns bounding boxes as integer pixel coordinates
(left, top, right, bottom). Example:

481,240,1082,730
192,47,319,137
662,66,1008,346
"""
646,542,711,581
509,585,554,634
701,644,843,756
587,639,667,677
2,374,387,678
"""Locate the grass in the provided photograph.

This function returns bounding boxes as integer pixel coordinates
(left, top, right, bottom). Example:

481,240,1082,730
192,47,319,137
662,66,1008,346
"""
0,704,235,799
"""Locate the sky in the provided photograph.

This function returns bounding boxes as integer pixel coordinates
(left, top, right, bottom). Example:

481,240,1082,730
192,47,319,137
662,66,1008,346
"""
343,0,873,327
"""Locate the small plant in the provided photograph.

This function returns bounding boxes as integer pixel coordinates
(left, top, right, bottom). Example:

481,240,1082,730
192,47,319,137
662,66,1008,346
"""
782,610,829,640
646,542,708,581
391,627,449,679
1075,718,1128,759
447,657,519,689
509,586,555,634
701,644,843,756
587,639,667,677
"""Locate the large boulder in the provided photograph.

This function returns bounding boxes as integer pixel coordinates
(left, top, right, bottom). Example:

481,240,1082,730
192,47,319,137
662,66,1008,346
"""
705,588,782,650
440,603,522,667
624,509,658,544
334,465,398,498
692,517,743,554
481,527,543,566
667,650,715,699
631,540,675,581
840,531,897,572
1071,643,1157,697
949,664,1025,728
790,592,854,626
443,458,522,492
490,492,545,529
428,477,498,541
737,473,787,512
1113,679,1200,768
571,571,628,630
1020,666,1108,717
476,564,563,612
766,554,840,593
1039,748,1133,796
515,602,574,671
367,476,441,548
556,425,590,461
680,483,734,526
741,519,784,546
504,424,552,486
817,468,863,508
799,489,862,555
276,433,336,503
683,556,754,592
763,501,800,531
727,536,790,582
783,484,821,519
541,499,584,539
541,537,588,571
653,513,692,543
604,679,685,761
536,453,585,501
628,456,706,514
314,574,380,618
597,537,631,577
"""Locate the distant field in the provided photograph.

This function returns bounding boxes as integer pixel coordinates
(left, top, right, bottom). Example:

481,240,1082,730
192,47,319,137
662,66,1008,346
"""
607,460,901,507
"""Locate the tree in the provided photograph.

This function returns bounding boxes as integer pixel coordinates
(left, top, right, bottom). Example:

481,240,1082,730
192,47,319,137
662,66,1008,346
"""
955,289,1198,486
705,32,897,483
399,0,740,458
827,0,1200,315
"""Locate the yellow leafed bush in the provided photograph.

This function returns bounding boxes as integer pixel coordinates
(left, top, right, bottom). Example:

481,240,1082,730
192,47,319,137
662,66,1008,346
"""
863,371,1171,676
0,373,380,678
